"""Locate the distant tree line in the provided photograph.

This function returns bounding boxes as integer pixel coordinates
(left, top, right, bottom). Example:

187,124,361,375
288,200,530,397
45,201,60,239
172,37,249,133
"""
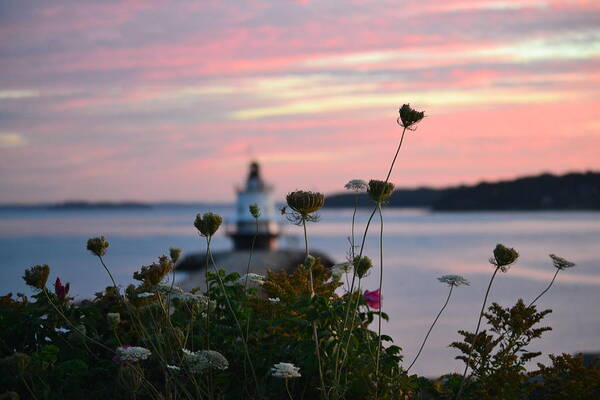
325,172,600,211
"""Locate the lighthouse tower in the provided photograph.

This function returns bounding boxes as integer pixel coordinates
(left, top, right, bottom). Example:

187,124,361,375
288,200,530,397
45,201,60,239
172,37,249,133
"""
228,161,280,250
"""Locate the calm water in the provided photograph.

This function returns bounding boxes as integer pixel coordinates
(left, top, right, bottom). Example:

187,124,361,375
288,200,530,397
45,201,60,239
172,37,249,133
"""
1,206,599,377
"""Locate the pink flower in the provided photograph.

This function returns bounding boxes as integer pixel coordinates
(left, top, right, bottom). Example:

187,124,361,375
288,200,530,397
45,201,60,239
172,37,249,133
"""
54,277,70,300
363,289,382,309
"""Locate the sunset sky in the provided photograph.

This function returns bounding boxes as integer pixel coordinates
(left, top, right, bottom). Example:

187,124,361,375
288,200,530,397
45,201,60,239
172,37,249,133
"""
1,0,599,203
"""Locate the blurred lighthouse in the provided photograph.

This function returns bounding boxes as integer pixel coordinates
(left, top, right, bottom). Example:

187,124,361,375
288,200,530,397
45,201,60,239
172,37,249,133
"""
227,161,280,250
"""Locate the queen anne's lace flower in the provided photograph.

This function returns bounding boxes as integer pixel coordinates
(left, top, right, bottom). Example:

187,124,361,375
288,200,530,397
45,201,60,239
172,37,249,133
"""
137,292,154,298
115,345,151,362
549,254,576,270
344,179,368,192
238,273,265,289
166,364,181,371
271,362,301,378
268,297,281,303
331,262,351,279
437,275,470,287
182,349,228,373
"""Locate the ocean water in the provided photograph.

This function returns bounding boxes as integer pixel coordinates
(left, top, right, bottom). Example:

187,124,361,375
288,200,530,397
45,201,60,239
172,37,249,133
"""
1,205,599,377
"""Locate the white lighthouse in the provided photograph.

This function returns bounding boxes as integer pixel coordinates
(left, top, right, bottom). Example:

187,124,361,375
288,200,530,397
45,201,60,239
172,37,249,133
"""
228,161,280,250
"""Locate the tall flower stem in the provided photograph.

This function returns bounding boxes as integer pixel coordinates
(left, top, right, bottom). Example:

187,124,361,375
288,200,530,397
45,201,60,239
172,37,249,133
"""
244,216,259,289
374,203,384,398
98,255,118,290
302,218,327,399
384,126,407,183
407,284,455,373
528,268,560,308
285,379,294,400
456,266,501,400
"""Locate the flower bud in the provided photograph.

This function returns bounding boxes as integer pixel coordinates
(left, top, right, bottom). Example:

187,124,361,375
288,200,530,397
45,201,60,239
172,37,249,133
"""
491,244,519,269
286,191,324,216
304,255,316,269
87,236,109,257
398,104,425,129
368,180,395,203
54,277,70,300
22,264,50,290
170,247,182,264
249,204,261,219
354,256,373,278
107,312,121,329
194,212,223,237
549,254,575,270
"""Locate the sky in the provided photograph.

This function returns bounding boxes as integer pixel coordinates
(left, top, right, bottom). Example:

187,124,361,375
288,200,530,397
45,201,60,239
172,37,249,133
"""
1,0,599,203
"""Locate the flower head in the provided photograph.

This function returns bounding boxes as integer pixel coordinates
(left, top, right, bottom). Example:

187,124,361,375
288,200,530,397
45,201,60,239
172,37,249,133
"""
286,190,324,216
238,273,265,290
194,212,223,237
113,346,151,363
271,362,301,379
331,262,351,280
363,289,382,309
22,264,50,290
249,204,261,219
268,297,281,303
54,277,70,300
490,244,519,272
437,275,470,287
397,104,425,130
169,247,182,264
354,256,373,278
87,236,109,257
549,254,575,270
107,312,121,329
182,349,228,373
344,179,368,192
368,180,395,203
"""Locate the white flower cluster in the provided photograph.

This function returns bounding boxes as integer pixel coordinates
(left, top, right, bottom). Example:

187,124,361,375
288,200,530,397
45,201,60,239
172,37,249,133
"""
268,297,281,303
237,273,265,290
344,179,368,192
271,362,301,378
331,262,352,280
437,275,470,287
182,349,228,374
156,283,184,295
137,292,155,298
116,346,152,362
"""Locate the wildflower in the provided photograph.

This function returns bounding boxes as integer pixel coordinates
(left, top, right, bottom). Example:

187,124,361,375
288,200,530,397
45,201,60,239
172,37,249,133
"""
438,275,470,287
166,364,181,372
286,190,325,217
182,349,228,373
55,327,70,334
169,247,182,264
54,277,70,300
490,244,519,272
107,312,121,329
368,179,395,203
268,297,281,303
137,292,154,298
156,283,184,295
86,236,109,257
271,362,301,378
249,204,261,218
194,212,223,237
133,255,173,287
238,273,265,289
344,179,368,192
22,265,50,290
397,104,425,130
113,345,151,363
363,289,382,309
304,255,316,269
331,262,351,279
354,256,373,278
549,254,575,270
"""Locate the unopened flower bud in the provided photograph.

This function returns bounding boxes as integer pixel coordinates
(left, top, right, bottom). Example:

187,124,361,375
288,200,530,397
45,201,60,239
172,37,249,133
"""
170,247,182,264
107,312,121,329
286,191,325,216
22,265,50,290
398,104,425,129
368,180,395,203
194,212,223,237
491,244,519,269
304,255,316,269
87,236,109,257
354,256,373,278
249,204,261,219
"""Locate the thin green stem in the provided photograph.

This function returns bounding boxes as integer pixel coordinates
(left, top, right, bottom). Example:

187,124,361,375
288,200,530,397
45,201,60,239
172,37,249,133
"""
528,268,560,308
456,266,500,400
374,203,384,398
98,255,118,289
407,284,454,373
285,378,294,400
244,217,259,289
384,126,407,183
